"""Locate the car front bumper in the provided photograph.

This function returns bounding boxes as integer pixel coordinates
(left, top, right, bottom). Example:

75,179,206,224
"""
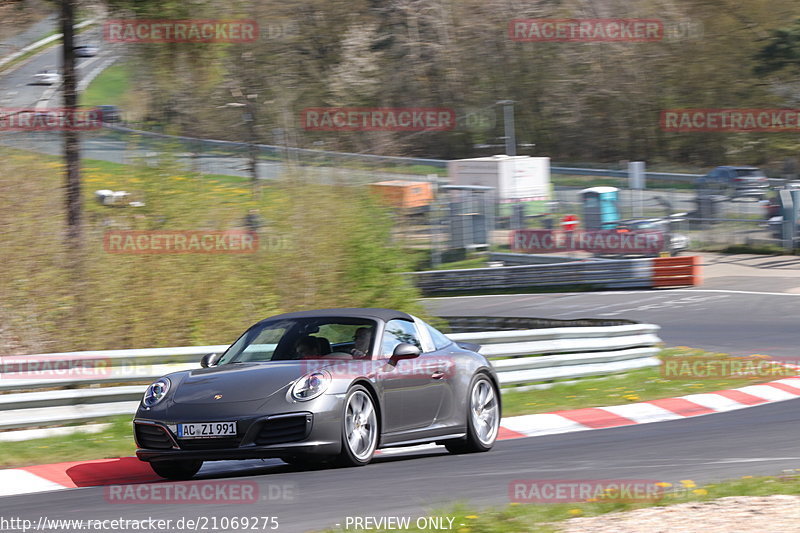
134,395,344,463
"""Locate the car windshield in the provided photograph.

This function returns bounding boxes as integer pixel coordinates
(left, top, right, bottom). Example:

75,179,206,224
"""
734,169,765,177
216,317,378,364
620,221,663,230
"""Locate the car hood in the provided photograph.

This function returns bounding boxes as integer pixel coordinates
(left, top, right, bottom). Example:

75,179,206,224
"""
172,362,310,404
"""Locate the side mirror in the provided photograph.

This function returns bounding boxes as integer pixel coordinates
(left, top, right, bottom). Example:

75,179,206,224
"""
200,353,220,368
390,343,421,363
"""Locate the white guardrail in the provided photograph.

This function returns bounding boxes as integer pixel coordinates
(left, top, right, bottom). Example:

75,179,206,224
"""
0,323,661,432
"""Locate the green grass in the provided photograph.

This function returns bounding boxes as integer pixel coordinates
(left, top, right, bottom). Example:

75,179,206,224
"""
552,174,695,190
81,63,131,107
0,416,135,468
501,347,783,416
431,257,492,270
0,144,425,355
720,243,792,255
322,474,800,532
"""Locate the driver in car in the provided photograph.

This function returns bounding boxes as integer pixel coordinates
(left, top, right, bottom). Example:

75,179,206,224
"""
350,327,372,359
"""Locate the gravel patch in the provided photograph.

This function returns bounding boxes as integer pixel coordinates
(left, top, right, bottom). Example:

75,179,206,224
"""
560,495,800,533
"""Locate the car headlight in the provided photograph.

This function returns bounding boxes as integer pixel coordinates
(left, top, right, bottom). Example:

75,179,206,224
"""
142,378,171,408
291,371,330,401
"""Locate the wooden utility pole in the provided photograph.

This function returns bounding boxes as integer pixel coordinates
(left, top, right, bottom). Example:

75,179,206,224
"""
61,0,81,247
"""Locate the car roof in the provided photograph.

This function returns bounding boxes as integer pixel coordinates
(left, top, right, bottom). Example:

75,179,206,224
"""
255,307,415,324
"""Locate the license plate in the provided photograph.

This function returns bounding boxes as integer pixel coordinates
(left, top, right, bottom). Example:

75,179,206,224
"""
177,421,237,439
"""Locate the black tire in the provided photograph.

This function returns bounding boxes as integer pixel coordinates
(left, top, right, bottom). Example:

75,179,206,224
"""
336,385,378,467
445,374,500,454
149,460,203,480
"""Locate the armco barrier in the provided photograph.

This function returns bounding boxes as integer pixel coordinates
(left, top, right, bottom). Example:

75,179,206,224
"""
411,256,701,294
443,316,638,331
0,321,661,432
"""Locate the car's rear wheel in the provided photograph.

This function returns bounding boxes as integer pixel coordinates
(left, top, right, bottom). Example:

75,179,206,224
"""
149,459,203,480
337,385,378,466
445,374,499,454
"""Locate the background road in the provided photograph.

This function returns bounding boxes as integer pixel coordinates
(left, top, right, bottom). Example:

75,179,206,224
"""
426,253,800,359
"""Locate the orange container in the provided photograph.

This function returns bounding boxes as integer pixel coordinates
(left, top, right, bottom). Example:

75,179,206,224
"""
369,180,434,210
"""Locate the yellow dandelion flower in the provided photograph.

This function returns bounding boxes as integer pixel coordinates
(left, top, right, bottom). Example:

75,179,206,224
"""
465,515,478,520
692,489,708,496
680,480,696,488
568,509,582,516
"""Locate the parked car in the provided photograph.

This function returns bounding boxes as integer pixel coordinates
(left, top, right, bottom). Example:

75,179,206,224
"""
615,218,689,255
696,166,769,200
134,308,501,480
93,105,121,123
31,70,61,85
593,217,689,258
73,44,99,57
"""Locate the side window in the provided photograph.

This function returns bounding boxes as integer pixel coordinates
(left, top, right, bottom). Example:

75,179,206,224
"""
381,319,421,356
426,323,453,351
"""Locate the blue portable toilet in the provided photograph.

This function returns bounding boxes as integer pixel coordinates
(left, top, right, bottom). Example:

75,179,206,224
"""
580,186,620,230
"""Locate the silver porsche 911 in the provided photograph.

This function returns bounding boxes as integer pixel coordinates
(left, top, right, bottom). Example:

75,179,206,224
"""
134,308,501,480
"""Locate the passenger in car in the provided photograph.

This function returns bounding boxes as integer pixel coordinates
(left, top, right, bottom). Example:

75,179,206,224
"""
295,336,321,358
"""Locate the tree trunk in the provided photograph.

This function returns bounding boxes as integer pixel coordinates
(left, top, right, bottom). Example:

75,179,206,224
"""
61,0,81,247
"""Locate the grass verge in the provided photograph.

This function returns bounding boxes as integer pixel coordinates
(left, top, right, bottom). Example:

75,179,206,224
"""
0,416,135,469
322,474,800,533
501,346,786,416
81,63,131,107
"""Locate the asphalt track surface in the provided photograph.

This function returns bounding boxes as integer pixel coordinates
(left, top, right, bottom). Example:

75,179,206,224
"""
3,399,800,533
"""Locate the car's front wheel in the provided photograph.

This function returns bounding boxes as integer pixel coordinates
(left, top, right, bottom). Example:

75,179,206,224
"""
337,385,378,466
445,374,499,454
149,459,203,480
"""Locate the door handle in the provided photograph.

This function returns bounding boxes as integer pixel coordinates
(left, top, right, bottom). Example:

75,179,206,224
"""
431,371,446,380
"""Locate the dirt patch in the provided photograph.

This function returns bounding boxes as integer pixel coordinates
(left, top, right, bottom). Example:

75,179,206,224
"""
560,495,800,533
